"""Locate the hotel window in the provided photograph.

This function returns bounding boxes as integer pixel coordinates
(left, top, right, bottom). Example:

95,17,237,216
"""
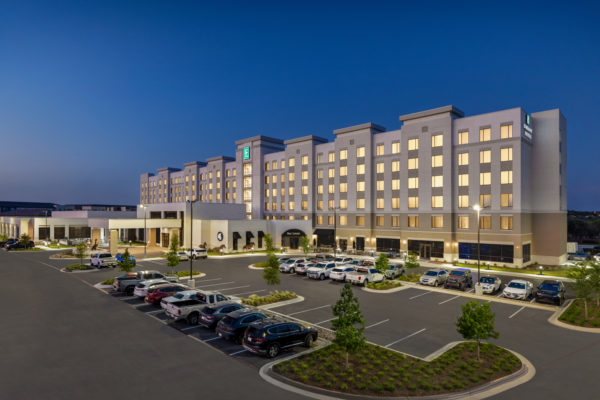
376,198,384,209
480,172,491,185
288,201,295,210
339,215,348,226
232,168,237,176
356,146,365,157
480,194,491,208
243,177,252,188
216,171,220,178
232,192,236,200
431,216,443,228
265,176,270,184
408,157,419,170
501,170,513,184
186,175,190,182
408,196,419,209
225,181,230,189
215,192,220,201
280,202,285,210
272,161,278,170
458,195,469,208
458,216,469,229
500,124,513,139
356,164,365,174
408,177,419,189
288,172,295,181
243,163,252,175
316,153,322,164
392,160,400,172
280,173,285,182
432,195,443,208
392,215,400,227
243,189,252,201
328,168,335,178
392,197,400,209
301,200,308,210
301,185,308,195
458,152,469,166
289,157,295,167
375,144,384,156
339,166,347,176
339,199,348,209
317,185,323,194
501,147,513,161
478,215,490,229
356,181,365,192
280,160,285,169
458,130,469,145
280,188,284,196
317,215,323,224
264,189,269,197
264,202,270,211
317,200,323,210
392,179,400,190
339,149,347,160
288,186,294,195
272,175,277,183
328,184,335,194
500,216,513,230
392,142,400,154
356,216,365,226
328,199,334,209
301,170,308,180
408,138,419,150
317,169,323,179
431,134,443,147
376,216,385,226
301,155,308,165
376,162,384,173
340,182,347,193
458,174,469,186
226,193,230,200
431,155,443,167
356,198,365,209
501,193,513,207
328,152,335,162
432,175,443,188
480,150,491,163
480,127,491,142
408,215,419,227
376,180,385,191
265,162,271,170
271,188,276,197
328,215,334,225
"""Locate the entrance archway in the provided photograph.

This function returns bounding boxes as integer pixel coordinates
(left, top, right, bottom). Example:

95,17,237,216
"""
281,229,305,250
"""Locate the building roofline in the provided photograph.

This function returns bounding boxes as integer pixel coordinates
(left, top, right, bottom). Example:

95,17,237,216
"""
399,105,465,122
234,135,284,146
333,122,386,136
283,135,328,146
156,167,182,173
184,161,207,167
206,156,235,163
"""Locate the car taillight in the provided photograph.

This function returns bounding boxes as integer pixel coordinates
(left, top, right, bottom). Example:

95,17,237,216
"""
178,309,181,316
358,276,362,280
206,315,215,319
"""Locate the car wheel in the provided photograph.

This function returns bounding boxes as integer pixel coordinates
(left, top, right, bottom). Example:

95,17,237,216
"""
319,274,325,281
290,267,295,274
126,286,134,296
188,313,199,325
434,280,439,287
304,334,315,348
235,334,243,345
363,279,369,287
267,343,280,358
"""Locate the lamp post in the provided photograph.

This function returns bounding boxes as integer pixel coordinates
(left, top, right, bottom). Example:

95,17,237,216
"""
187,200,197,287
140,205,147,259
473,204,483,295
333,206,340,258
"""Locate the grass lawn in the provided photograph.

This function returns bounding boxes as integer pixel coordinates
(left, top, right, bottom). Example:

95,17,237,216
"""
253,262,268,268
274,342,521,396
455,262,571,278
102,278,115,285
66,264,93,271
559,299,600,328
241,290,297,306
11,247,44,252
366,281,403,290
397,273,421,282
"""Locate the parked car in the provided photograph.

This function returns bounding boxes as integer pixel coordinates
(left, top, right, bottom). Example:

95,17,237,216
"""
244,319,318,358
133,279,170,298
161,289,201,309
186,248,208,259
91,253,117,268
144,283,189,305
444,269,473,291
277,257,291,265
115,253,136,266
0,238,15,247
329,266,356,282
215,309,267,343
199,302,247,329
384,264,405,280
307,262,337,280
419,269,448,287
383,249,400,258
294,262,315,275
5,240,35,250
535,280,566,305
177,251,190,261
502,279,534,300
279,258,306,273
334,257,353,264
113,270,178,296
165,290,240,325
479,276,502,294
346,267,385,286
570,251,590,261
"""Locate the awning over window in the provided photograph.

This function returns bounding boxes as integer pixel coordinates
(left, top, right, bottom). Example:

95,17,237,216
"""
232,232,241,240
257,231,265,238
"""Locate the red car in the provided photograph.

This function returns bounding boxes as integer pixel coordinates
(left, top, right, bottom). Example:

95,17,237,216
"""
145,283,189,305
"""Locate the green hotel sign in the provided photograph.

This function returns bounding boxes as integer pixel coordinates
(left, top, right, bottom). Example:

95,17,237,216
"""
243,146,250,160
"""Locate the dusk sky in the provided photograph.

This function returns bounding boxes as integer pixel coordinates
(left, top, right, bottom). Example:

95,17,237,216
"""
1,1,599,210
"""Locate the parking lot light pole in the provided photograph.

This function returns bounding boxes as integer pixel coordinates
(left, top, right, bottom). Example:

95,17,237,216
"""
140,205,147,259
474,204,483,295
333,206,339,258
187,200,196,288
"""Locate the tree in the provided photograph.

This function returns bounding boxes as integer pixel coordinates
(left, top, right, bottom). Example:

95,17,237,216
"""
567,265,594,318
587,262,600,307
119,248,135,272
405,251,420,269
19,234,31,247
75,242,87,267
375,253,389,273
264,233,275,253
455,300,499,360
332,283,366,368
166,233,180,274
300,235,311,255
263,253,280,286
0,234,8,242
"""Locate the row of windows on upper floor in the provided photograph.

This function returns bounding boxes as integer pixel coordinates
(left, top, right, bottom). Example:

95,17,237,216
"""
313,214,514,230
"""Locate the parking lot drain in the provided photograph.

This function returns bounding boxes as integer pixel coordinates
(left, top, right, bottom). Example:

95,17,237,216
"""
384,328,427,348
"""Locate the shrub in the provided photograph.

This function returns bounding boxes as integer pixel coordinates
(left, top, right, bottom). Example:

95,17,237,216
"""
102,278,114,285
66,264,92,271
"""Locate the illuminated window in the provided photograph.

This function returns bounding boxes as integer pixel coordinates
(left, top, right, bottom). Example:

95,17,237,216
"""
392,160,400,172
356,198,365,209
376,144,384,156
339,183,347,193
317,215,323,224
339,215,348,226
328,168,335,178
458,174,469,187
356,164,365,174
243,177,252,188
500,124,513,139
328,184,335,194
408,215,419,227
501,147,513,161
265,162,270,171
458,131,469,145
392,197,400,209
243,163,252,175
458,216,469,229
500,216,513,230
376,180,385,191
376,162,384,173
432,195,443,208
356,216,365,226
432,175,443,188
408,196,419,209
301,155,308,165
271,188,276,197
480,194,491,208
480,127,491,142
501,170,513,184
301,200,308,210
328,152,335,163
328,215,334,225
432,155,443,167
288,201,295,210
328,200,334,210
339,199,347,209
408,157,419,170
243,189,252,201
280,202,285,210
376,216,384,226
458,195,469,208
408,177,419,189
301,186,308,195
288,186,294,195
431,134,443,147
431,216,443,228
392,142,400,154
265,176,269,184
272,175,277,183
356,181,365,192
480,150,491,163
376,198,384,209
288,172,295,181
317,200,323,210
301,170,308,180
480,172,491,185
392,215,400,226
280,160,285,169
501,193,513,207
408,138,419,150
265,202,270,211
280,173,285,183
317,169,323,179
458,152,469,166
289,157,295,167
356,146,365,157
272,161,278,170
339,166,347,176
339,149,347,160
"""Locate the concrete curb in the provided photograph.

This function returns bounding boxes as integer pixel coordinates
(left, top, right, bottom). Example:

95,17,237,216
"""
259,341,535,400
208,253,273,259
362,284,411,294
257,295,305,310
60,266,99,273
548,299,600,333
248,264,265,270
177,273,206,281
93,283,114,289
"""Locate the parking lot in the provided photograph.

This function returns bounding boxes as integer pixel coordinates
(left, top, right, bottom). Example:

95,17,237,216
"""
4,250,600,400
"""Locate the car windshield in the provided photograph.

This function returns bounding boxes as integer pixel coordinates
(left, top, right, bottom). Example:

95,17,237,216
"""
315,263,327,268
335,258,343,262
540,283,559,291
332,268,343,272
480,277,495,284
425,271,438,277
221,316,235,325
451,271,465,276
508,282,526,289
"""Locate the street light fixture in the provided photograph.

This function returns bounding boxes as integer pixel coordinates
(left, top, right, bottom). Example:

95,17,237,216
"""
333,206,340,258
140,205,147,259
187,200,197,287
473,204,483,295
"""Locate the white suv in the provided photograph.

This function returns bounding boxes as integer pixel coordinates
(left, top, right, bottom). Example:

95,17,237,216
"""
186,248,208,259
279,258,306,273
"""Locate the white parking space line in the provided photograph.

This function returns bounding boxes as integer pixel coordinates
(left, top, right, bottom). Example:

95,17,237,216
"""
230,289,267,296
204,336,221,342
315,317,337,325
287,304,331,316
195,278,223,283
497,293,504,297
384,328,427,348
218,285,251,291
409,291,432,300
529,298,536,303
230,349,248,356
147,314,168,325
195,281,235,288
508,306,526,319
147,310,164,315
119,297,136,301
467,289,474,293
180,326,199,331
365,319,389,329
438,295,460,305
145,260,164,265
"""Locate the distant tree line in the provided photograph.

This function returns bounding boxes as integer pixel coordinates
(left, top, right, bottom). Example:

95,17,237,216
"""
568,211,600,243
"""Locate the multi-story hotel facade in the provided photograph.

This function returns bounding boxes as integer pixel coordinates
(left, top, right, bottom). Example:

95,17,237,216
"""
140,105,567,267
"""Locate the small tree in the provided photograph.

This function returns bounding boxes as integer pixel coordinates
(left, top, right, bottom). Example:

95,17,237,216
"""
119,248,135,272
567,265,594,318
375,253,389,273
456,300,499,360
405,251,420,269
19,234,31,247
588,262,600,307
166,233,181,275
0,234,8,242
263,253,280,286
300,235,311,255
264,233,275,253
332,283,366,368
75,242,87,267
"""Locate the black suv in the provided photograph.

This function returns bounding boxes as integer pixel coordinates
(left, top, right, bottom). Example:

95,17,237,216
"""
6,240,34,251
243,319,318,358
199,302,246,329
444,269,473,291
535,280,566,305
215,309,267,343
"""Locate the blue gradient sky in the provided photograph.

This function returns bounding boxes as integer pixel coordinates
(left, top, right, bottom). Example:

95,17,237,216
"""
1,1,599,209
